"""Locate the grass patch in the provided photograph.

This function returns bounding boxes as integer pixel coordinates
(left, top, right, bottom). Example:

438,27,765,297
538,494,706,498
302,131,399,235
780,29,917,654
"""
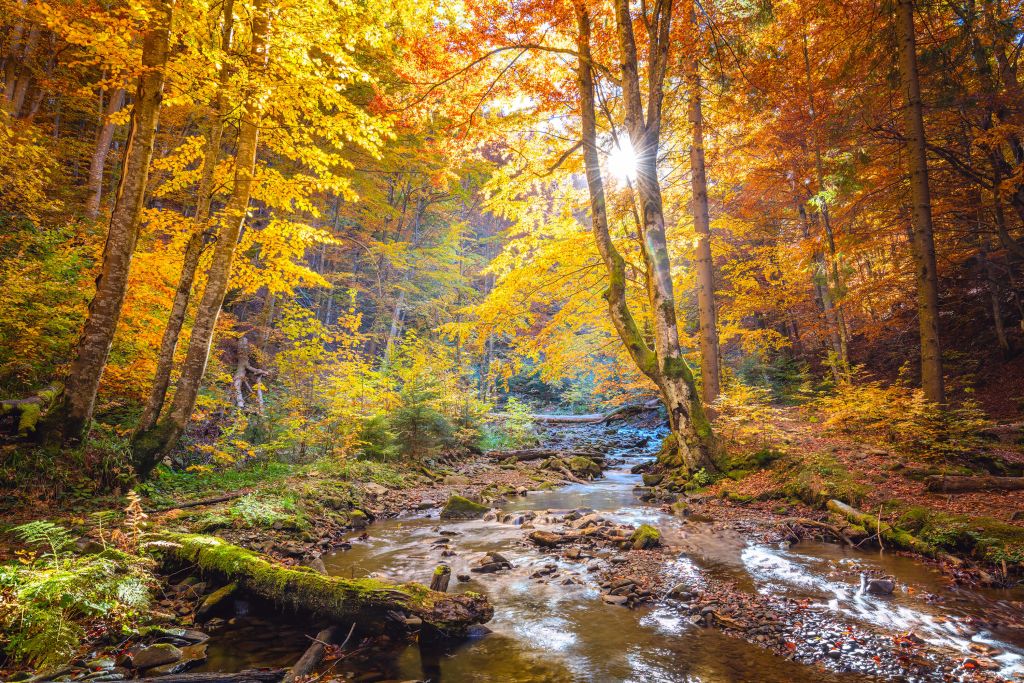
311,458,409,488
137,461,296,508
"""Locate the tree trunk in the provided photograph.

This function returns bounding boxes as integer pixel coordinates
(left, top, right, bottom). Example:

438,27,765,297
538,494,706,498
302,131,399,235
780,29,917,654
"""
231,335,251,409
133,0,266,476
896,0,945,404
42,2,174,446
575,0,716,474
136,0,234,434
924,475,1024,493
84,88,126,219
688,49,721,406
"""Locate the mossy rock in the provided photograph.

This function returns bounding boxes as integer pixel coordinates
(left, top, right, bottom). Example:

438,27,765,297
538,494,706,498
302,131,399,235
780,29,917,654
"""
566,456,601,479
899,507,1024,565
349,509,369,529
642,473,664,487
439,495,490,520
629,524,661,550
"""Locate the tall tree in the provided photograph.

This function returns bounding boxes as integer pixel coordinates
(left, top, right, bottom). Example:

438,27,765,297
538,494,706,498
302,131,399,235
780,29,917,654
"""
576,0,717,473
84,87,126,220
136,0,235,434
133,0,268,475
896,0,945,404
688,8,721,405
42,0,174,445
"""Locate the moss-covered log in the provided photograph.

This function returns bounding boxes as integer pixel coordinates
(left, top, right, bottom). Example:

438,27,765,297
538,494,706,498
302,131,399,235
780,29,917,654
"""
924,475,1024,493
826,499,960,564
0,383,62,438
146,532,492,635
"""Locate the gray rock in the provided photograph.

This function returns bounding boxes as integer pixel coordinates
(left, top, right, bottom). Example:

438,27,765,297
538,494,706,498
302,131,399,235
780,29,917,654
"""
601,594,629,605
865,578,895,595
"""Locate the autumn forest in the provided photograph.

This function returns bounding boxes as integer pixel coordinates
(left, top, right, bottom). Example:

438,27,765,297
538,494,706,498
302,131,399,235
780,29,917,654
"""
1,0,1024,680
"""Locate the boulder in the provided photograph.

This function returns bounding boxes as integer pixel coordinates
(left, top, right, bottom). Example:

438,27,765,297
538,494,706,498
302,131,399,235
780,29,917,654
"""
130,644,182,670
865,578,895,595
528,530,568,547
629,524,661,550
440,495,490,520
363,483,388,497
642,473,664,487
147,644,208,675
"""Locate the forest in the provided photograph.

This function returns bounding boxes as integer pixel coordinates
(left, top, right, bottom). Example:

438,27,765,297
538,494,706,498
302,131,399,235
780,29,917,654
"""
0,0,1023,680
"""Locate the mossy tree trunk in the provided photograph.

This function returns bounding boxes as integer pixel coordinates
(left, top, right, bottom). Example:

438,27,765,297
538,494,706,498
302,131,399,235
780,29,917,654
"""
575,1,717,474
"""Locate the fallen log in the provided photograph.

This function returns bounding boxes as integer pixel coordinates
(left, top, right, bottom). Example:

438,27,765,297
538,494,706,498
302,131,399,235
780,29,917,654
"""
924,475,1024,493
486,448,601,462
826,499,961,565
146,532,492,636
779,517,854,546
0,383,61,438
149,490,251,513
281,626,340,683
488,399,661,425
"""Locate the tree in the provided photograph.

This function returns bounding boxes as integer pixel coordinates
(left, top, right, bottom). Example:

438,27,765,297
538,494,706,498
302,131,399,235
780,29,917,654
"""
896,0,945,404
688,6,721,405
576,0,717,473
42,0,174,445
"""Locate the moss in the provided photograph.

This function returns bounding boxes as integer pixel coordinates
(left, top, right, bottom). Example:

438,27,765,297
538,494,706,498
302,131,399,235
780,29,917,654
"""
565,456,601,479
147,532,493,634
897,507,1024,565
439,495,489,520
778,452,867,507
629,524,661,550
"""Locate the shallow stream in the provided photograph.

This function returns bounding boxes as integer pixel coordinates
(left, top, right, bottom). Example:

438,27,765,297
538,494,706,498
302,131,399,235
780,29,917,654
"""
202,426,1024,682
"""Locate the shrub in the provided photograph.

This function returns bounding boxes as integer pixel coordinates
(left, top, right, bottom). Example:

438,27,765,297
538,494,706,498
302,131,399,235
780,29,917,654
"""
1,522,153,668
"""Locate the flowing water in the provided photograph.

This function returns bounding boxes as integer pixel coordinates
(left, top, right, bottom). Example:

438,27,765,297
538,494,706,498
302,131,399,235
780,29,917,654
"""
202,426,1024,682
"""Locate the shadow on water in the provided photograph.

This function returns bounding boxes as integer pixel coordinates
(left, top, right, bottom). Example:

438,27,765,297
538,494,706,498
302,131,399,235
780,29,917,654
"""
201,425,1024,681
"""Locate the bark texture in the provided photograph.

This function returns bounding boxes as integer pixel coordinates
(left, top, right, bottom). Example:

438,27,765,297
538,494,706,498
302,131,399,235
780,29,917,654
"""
575,1,717,473
896,0,945,404
84,88,126,219
688,45,721,404
44,2,174,445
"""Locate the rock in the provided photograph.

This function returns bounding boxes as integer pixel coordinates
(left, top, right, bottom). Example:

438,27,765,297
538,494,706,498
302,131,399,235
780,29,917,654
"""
569,513,603,529
87,658,116,670
349,509,370,529
601,594,629,606
629,524,661,550
865,578,895,595
528,530,568,547
443,474,471,485
466,624,493,638
439,495,490,520
471,552,512,573
642,473,664,487
457,574,471,582
147,644,208,675
363,483,388,497
195,582,238,622
130,643,182,671
149,627,210,644
1011,510,1024,522
666,584,693,601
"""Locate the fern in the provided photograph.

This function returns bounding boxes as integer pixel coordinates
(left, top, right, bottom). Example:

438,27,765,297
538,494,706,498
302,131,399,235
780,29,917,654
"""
12,521,75,568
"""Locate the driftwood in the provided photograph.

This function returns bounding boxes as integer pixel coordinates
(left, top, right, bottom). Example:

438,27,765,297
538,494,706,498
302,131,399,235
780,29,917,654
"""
779,517,854,546
488,399,661,425
137,670,285,683
281,626,341,683
826,499,961,564
924,475,1024,493
149,490,251,513
148,532,492,635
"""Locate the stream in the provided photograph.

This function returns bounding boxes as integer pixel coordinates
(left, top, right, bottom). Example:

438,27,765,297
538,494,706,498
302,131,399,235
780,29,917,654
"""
200,425,1024,682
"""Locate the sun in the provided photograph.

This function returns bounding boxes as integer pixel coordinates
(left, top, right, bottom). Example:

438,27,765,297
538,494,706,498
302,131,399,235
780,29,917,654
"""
606,136,638,185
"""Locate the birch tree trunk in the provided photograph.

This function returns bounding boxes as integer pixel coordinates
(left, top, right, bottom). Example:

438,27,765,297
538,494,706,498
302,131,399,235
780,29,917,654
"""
575,0,717,474
896,0,945,404
43,1,174,445
84,88,126,220
133,0,268,476
687,44,721,405
136,0,234,434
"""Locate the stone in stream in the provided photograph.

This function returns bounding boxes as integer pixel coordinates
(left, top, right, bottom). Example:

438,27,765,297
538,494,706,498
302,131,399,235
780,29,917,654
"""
127,643,182,670
629,524,661,550
601,594,629,606
194,582,237,621
147,644,208,675
865,577,895,595
471,551,513,573
440,494,490,520
528,530,568,547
